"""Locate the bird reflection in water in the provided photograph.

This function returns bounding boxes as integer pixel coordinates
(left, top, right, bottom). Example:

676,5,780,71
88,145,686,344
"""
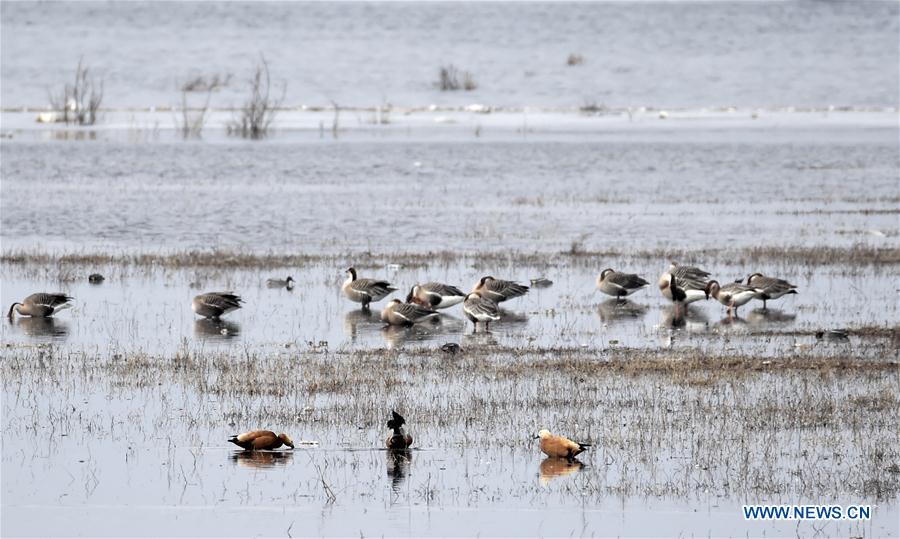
596,299,648,324
745,308,796,327
381,323,442,349
230,450,294,469
386,449,412,493
660,305,709,331
194,318,240,340
343,309,381,341
9,316,69,341
539,457,584,486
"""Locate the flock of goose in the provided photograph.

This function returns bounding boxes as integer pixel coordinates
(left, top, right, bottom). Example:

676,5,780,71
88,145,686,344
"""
6,263,798,330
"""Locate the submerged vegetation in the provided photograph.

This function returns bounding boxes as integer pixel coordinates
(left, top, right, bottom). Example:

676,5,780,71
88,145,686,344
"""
438,64,477,91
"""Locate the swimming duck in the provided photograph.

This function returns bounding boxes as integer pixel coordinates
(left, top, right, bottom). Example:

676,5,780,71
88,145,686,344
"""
228,430,294,451
266,276,295,290
386,411,413,449
342,267,396,310
88,273,104,284
406,282,466,310
746,272,797,309
706,280,758,317
535,429,590,461
7,293,74,318
596,268,649,300
191,292,243,319
472,276,529,303
462,292,501,332
381,299,439,326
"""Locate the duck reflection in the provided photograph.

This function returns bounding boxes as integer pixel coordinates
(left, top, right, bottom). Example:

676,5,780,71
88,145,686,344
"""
343,309,381,340
539,457,584,486
10,317,69,341
194,318,240,340
596,299,648,324
386,449,412,492
714,315,748,331
745,308,796,327
230,450,294,469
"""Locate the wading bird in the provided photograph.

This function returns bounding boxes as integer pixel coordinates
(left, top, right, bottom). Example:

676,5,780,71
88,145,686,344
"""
7,293,74,318
658,261,710,307
228,430,294,451
596,268,649,300
406,282,466,310
386,411,413,449
472,276,529,303
535,429,591,462
462,292,501,332
746,272,797,310
381,298,440,326
706,280,759,318
342,267,396,310
192,292,243,319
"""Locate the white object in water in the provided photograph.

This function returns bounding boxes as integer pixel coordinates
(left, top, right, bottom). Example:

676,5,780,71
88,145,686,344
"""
434,116,455,124
36,112,58,123
465,104,491,114
658,110,669,119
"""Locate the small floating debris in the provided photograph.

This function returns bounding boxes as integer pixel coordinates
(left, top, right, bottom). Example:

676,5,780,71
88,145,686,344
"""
88,273,105,284
464,103,491,114
530,277,553,288
440,343,461,355
816,329,850,342
867,229,886,237
386,263,401,271
296,440,319,447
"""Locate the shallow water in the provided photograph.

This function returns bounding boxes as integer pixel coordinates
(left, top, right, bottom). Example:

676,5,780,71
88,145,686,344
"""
2,127,898,256
1,259,896,356
2,1,898,109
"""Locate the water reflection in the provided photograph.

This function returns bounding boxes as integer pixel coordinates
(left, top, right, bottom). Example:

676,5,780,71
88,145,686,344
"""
382,324,441,349
596,299,648,324
539,457,584,486
343,309,381,340
193,318,241,340
494,309,529,331
386,449,412,493
660,305,709,331
229,450,294,469
9,317,69,341
746,308,796,327
714,316,748,331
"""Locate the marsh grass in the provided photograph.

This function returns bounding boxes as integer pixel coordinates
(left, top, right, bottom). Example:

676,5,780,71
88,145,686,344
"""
4,243,897,270
4,344,898,501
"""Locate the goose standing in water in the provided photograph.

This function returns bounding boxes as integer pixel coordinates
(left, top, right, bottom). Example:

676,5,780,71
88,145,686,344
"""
386,411,413,449
462,292,501,332
472,276,529,303
381,299,439,326
7,293,74,318
746,272,797,310
596,268,649,300
191,292,243,319
658,261,710,306
228,430,294,451
342,267,396,310
535,429,590,462
406,282,466,310
706,280,758,318
266,276,295,290
659,273,690,320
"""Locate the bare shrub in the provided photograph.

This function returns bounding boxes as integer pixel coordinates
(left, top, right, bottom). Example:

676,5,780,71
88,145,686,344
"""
49,58,104,125
438,64,477,91
177,74,229,139
566,53,584,66
229,56,285,139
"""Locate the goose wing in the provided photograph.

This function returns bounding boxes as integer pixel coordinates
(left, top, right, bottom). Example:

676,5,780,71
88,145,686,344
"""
750,275,797,294
464,295,500,319
393,302,437,322
351,278,396,296
420,282,465,298
606,272,649,291
25,293,73,308
485,279,529,300
670,267,709,290
197,292,243,310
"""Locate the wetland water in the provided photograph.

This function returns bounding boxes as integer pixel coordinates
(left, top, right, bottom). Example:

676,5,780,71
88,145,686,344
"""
2,0,899,533
2,124,898,537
